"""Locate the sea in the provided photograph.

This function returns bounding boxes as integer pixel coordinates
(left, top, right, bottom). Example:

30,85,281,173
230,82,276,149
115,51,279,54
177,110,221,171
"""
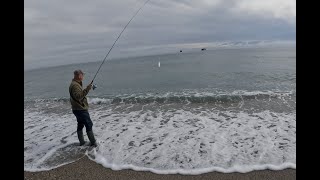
24,46,296,174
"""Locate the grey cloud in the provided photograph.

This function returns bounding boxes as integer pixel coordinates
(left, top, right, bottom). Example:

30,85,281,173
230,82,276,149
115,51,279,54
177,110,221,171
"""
25,0,295,70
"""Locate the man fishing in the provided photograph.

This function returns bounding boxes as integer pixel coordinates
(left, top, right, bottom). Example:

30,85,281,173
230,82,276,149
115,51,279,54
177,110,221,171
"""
69,69,97,147
67,0,150,147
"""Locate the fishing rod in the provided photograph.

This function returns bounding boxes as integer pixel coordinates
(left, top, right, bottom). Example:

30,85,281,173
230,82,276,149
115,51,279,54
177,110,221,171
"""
90,0,151,90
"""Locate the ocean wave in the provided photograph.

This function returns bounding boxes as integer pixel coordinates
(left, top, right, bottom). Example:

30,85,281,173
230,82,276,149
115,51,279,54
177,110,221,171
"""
25,90,295,105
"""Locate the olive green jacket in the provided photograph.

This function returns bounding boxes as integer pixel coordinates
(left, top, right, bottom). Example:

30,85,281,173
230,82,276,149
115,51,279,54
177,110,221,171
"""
69,79,90,110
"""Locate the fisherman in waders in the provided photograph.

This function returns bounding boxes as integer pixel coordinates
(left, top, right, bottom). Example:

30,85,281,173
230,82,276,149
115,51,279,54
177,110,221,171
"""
69,69,97,147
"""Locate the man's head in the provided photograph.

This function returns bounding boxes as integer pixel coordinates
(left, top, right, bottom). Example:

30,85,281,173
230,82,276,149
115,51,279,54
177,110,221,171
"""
74,69,84,81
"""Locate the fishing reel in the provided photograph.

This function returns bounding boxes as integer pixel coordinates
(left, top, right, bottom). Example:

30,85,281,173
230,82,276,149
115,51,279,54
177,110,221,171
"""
92,84,97,90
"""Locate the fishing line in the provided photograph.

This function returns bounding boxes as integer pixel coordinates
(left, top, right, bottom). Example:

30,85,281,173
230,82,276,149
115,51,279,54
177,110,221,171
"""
90,0,151,90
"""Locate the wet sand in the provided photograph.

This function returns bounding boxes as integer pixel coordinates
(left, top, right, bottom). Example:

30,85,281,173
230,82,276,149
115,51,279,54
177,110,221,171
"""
24,156,296,180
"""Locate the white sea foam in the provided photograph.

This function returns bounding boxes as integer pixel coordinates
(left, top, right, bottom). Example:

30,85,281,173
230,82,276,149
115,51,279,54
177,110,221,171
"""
24,110,82,171
24,98,296,174
88,97,112,104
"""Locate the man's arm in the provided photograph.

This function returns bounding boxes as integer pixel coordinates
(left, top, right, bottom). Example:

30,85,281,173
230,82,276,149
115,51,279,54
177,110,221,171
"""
72,84,91,101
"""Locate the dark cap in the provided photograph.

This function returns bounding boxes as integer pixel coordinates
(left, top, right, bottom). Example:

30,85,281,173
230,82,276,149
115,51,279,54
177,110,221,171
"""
74,69,84,76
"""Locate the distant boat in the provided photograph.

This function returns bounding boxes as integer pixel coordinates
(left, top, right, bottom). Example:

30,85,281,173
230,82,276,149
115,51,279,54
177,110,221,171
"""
201,48,206,51
158,61,160,68
180,50,182,52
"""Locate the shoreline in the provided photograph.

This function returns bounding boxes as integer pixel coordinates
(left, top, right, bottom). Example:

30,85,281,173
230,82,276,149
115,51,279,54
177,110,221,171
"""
24,156,296,180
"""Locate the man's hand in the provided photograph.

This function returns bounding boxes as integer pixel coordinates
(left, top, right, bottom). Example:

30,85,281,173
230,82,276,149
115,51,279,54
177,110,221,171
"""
86,83,93,90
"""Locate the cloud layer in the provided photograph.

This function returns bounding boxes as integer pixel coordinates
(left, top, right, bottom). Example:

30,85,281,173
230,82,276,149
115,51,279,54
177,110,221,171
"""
25,0,296,70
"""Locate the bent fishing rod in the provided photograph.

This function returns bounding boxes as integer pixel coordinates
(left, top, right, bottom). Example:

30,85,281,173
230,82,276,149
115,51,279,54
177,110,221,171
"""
90,0,151,90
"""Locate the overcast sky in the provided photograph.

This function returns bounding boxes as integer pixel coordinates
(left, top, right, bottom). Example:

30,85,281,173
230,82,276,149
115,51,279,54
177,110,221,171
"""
24,0,296,70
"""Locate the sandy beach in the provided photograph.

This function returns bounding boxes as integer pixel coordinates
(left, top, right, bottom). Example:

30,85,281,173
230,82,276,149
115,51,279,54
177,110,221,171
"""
24,156,296,180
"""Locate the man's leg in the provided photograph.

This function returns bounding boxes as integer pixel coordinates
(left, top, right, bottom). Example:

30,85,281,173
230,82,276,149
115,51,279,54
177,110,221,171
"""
77,123,86,146
82,111,97,146
73,110,86,146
